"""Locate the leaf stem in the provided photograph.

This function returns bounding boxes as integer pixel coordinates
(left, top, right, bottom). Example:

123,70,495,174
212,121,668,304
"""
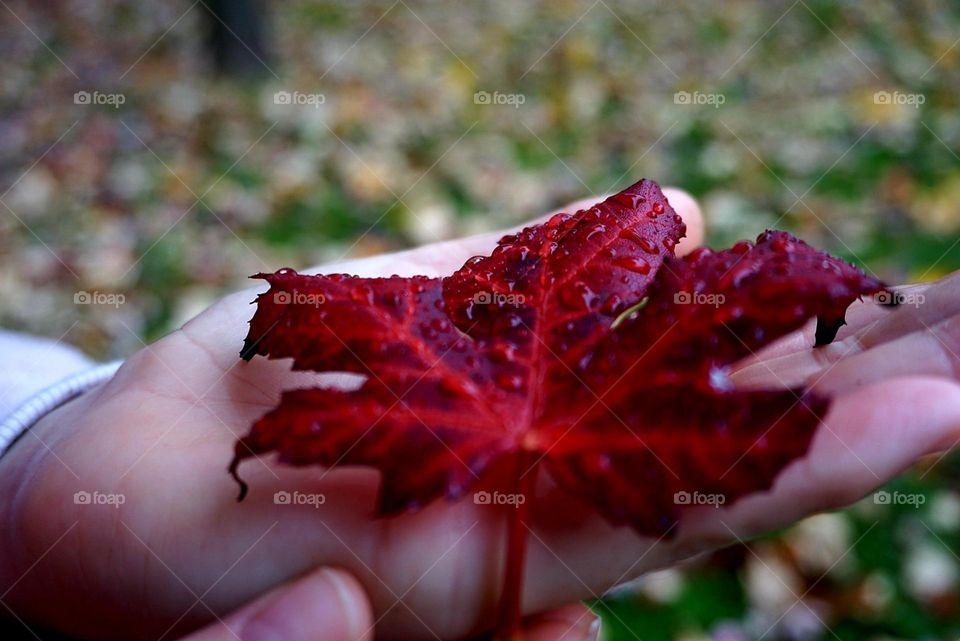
495,456,538,641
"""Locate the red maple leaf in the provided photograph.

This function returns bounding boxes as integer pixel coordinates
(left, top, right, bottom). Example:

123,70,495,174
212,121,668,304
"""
231,179,886,638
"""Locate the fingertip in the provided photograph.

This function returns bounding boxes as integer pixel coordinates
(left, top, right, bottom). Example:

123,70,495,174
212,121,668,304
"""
524,603,601,641
662,187,704,255
238,567,373,641
771,375,960,517
319,568,375,641
824,375,960,458
677,376,960,544
400,184,705,274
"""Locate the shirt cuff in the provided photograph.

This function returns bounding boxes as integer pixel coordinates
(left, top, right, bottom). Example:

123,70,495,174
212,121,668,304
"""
0,330,98,423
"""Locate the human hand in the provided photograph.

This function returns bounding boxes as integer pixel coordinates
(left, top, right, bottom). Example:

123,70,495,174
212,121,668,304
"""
0,187,701,641
3,187,959,641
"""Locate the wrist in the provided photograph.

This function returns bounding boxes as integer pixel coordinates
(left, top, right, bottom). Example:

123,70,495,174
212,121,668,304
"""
0,361,122,460
0,398,76,583
0,365,119,596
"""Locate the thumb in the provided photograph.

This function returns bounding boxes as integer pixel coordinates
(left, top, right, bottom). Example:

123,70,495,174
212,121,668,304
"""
317,186,704,278
459,186,705,259
178,567,373,641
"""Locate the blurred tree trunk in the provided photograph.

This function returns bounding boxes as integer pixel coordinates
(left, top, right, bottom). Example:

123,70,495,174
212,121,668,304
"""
202,0,269,78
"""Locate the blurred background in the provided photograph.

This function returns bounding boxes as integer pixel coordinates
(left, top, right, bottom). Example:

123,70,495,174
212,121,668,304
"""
2,1,960,639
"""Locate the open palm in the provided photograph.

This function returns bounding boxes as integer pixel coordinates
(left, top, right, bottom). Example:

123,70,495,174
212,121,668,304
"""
2,188,959,641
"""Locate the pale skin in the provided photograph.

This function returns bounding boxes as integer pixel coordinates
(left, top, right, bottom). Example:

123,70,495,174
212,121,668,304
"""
2,188,960,641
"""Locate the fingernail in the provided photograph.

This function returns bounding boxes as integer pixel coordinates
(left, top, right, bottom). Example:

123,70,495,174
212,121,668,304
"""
241,568,365,641
559,612,601,641
587,616,602,641
534,605,602,641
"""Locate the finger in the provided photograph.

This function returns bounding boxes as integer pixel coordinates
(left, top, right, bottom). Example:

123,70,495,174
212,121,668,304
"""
729,281,935,390
678,376,960,544
848,273,960,348
177,567,372,641
729,326,864,390
522,603,601,641
732,280,960,392
732,298,884,367
809,313,960,395
312,187,704,278
731,277,943,380
453,187,704,263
